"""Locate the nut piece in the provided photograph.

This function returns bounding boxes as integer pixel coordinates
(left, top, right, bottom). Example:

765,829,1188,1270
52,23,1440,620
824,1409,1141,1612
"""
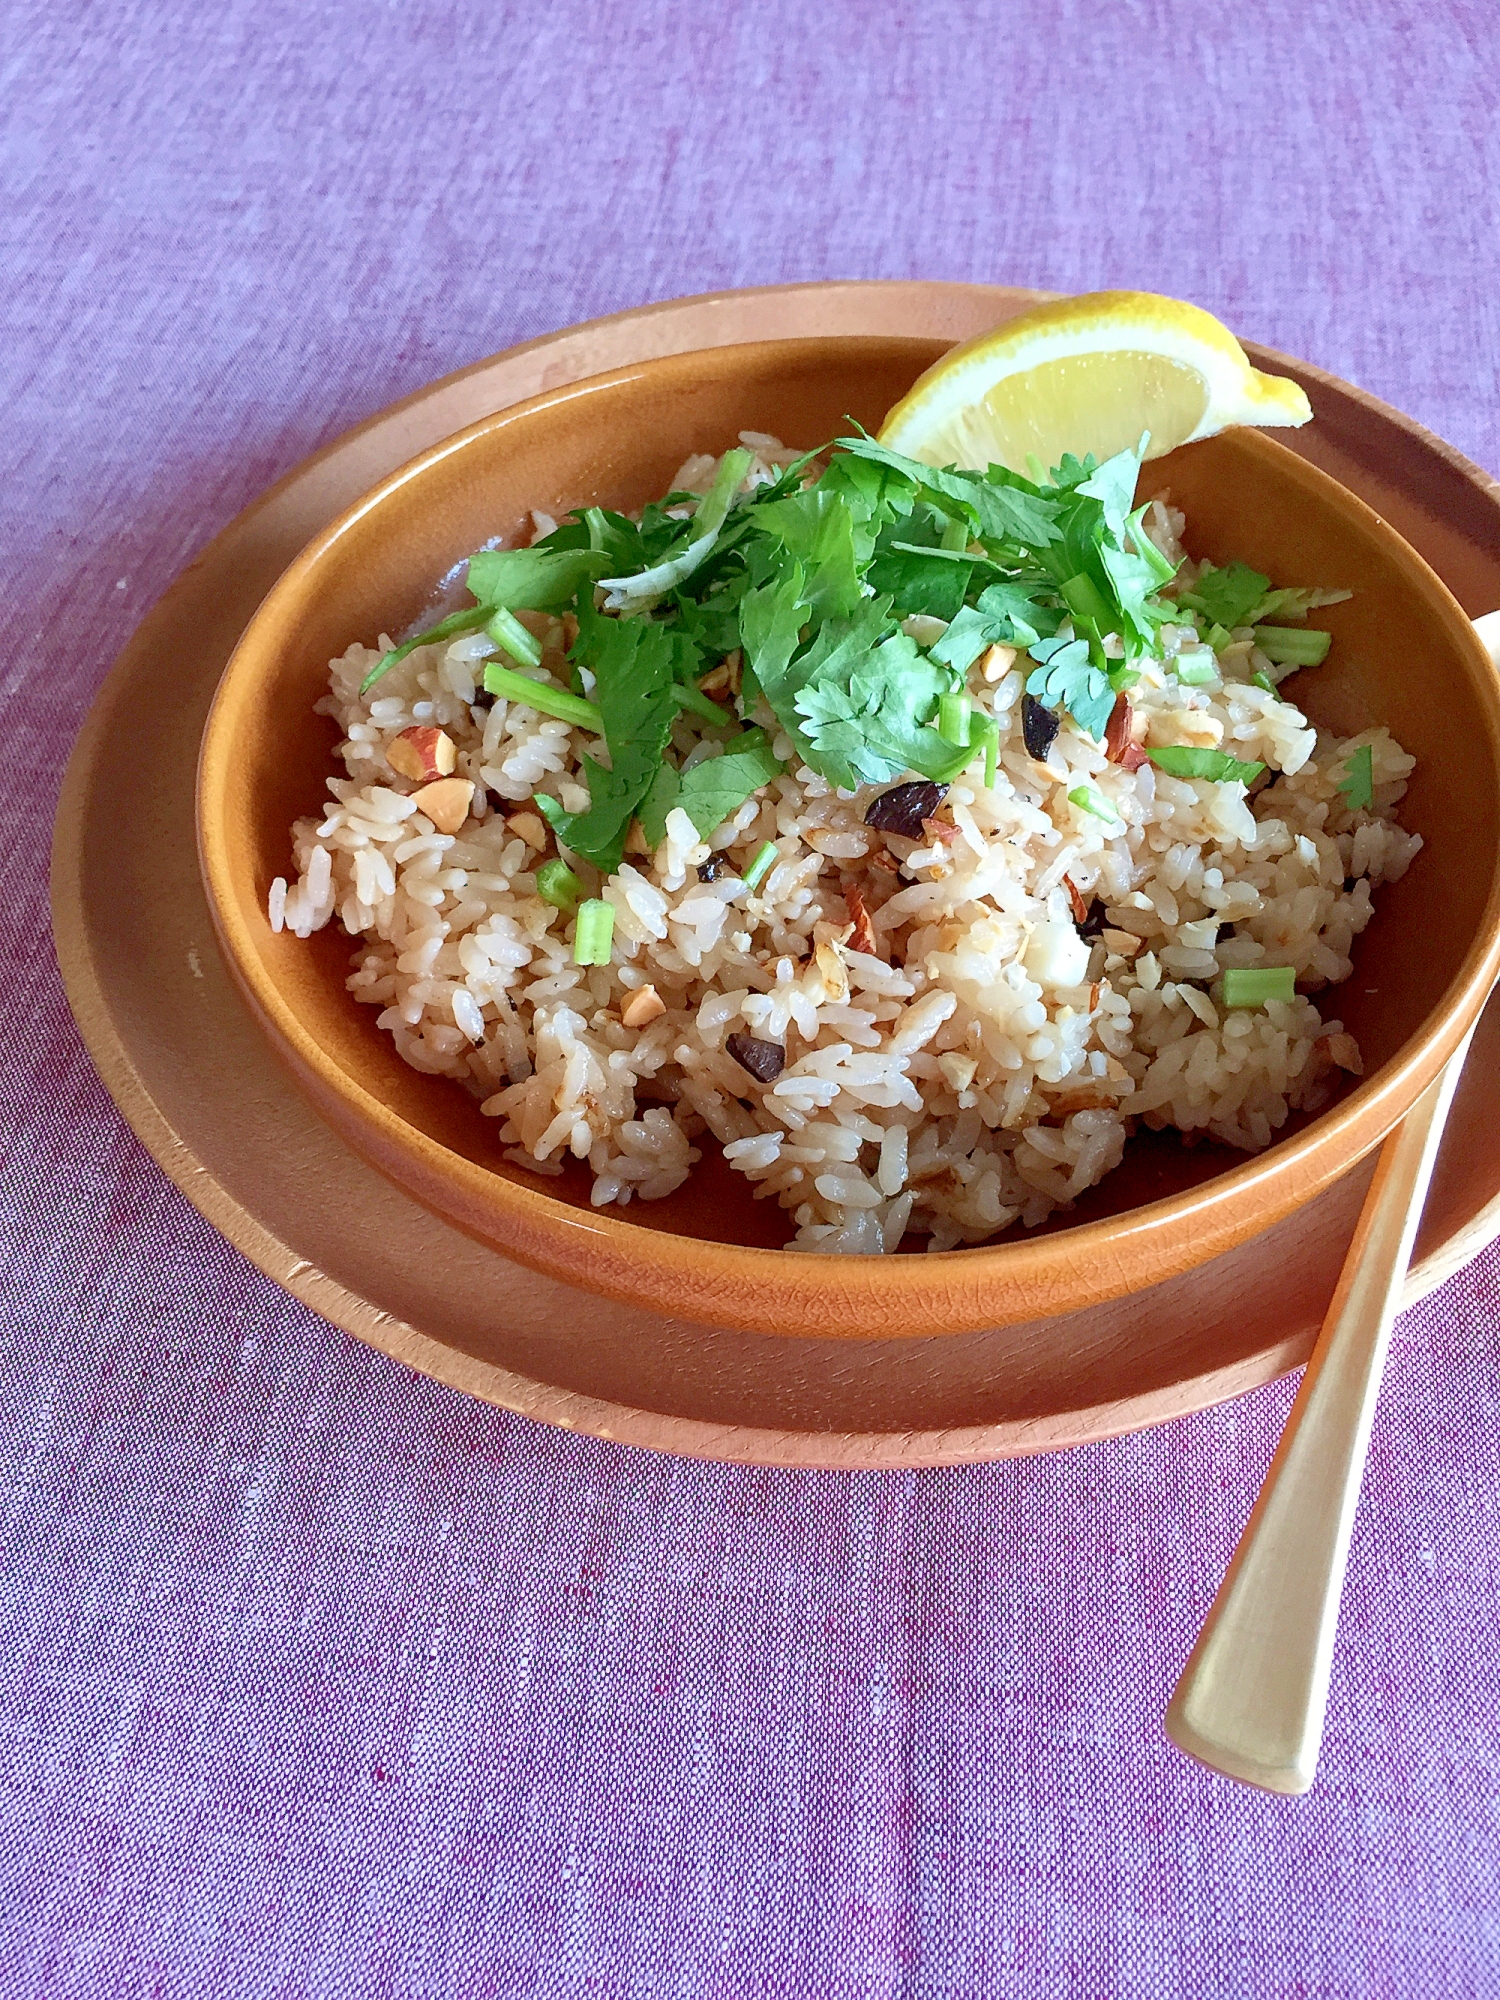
410,777,475,833
506,809,547,850
621,985,667,1029
979,642,1017,683
844,884,876,956
388,726,457,782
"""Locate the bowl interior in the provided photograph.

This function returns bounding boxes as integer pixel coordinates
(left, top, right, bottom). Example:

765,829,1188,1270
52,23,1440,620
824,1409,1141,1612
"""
207,335,1500,1254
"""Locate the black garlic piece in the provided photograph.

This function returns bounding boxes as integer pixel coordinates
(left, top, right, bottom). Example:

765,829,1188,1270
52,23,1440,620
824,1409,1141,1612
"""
865,781,948,838
697,855,732,882
1021,693,1060,761
726,1032,785,1084
1076,899,1109,941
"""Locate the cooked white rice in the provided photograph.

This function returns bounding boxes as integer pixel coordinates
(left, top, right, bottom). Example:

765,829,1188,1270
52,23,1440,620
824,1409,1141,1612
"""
270,436,1420,1255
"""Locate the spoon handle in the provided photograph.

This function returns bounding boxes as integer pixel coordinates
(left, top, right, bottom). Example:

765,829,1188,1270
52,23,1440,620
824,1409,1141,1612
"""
1164,1035,1471,1794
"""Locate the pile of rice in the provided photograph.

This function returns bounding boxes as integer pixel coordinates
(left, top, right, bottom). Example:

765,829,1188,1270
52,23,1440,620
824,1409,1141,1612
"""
270,435,1421,1255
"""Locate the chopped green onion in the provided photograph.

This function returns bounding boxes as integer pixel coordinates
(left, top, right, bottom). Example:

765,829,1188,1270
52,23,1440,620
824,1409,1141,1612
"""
1250,671,1280,696
535,858,583,911
742,840,778,890
970,712,1000,788
486,606,543,669
1256,626,1332,668
1068,784,1119,824
359,605,490,695
482,661,604,734
572,898,615,965
1061,573,1112,627
937,693,972,746
1205,622,1234,652
1222,966,1296,1008
1174,651,1218,686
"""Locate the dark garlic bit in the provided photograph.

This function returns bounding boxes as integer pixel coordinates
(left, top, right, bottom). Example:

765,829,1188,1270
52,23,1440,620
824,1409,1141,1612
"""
696,855,733,882
1076,898,1109,941
1021,693,1060,761
864,780,948,837
726,1031,785,1084
1216,922,1237,943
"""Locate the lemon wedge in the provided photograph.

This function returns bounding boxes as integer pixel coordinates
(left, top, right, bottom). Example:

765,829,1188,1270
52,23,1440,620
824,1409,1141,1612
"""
879,290,1311,473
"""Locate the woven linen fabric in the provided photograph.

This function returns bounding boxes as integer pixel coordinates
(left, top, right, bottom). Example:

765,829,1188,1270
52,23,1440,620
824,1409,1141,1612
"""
6,1,1500,1993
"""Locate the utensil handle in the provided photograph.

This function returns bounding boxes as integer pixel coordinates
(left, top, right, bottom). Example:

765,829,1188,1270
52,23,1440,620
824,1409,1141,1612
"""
1164,1040,1471,1793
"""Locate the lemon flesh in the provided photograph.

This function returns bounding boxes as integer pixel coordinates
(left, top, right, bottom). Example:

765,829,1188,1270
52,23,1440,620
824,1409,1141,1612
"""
879,290,1311,473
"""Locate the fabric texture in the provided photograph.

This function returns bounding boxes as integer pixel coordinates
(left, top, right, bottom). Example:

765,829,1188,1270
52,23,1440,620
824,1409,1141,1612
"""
5,1,1500,1992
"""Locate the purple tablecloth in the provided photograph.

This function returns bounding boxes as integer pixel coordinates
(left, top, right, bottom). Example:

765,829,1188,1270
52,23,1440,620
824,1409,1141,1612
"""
8,3,1500,1993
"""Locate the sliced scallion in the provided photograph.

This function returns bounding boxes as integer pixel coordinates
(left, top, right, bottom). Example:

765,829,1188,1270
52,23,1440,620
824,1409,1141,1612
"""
970,712,1000,788
1256,626,1332,668
742,840,778,890
486,605,544,669
535,858,583,911
937,693,971,747
572,898,615,965
1221,966,1296,1008
1174,652,1218,686
1250,671,1280,696
1067,784,1119,823
482,661,604,734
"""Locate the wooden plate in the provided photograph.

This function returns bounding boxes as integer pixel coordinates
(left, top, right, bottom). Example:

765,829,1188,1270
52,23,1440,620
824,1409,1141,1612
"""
50,281,1500,1467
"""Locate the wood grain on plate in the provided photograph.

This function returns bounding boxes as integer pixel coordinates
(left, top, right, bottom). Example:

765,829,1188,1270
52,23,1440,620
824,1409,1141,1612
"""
50,281,1500,1466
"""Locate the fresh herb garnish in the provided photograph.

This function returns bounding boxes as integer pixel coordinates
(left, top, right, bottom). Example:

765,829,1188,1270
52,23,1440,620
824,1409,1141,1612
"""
1146,746,1267,785
1181,560,1271,632
369,424,1346,883
1338,742,1374,813
1025,634,1115,741
534,608,680,872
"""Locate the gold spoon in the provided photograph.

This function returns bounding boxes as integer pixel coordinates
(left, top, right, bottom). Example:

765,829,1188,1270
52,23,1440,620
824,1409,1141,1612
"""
1165,609,1500,1794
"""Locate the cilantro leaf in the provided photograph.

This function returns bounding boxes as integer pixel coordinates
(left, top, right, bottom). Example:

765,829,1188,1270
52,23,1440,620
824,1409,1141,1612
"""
640,731,785,846
930,581,1060,671
1145,745,1267,785
866,546,974,620
1025,634,1115,740
833,434,1064,549
534,609,679,871
466,545,608,612
750,483,864,621
1338,741,1374,813
792,631,970,789
1185,560,1272,631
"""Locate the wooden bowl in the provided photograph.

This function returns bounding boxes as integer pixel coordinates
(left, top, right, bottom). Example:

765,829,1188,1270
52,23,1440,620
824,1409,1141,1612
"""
196,335,1500,1341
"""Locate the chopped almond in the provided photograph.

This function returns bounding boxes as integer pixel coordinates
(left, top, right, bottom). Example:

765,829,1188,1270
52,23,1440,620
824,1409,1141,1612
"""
868,850,901,874
978,642,1017,683
1104,696,1148,772
920,816,960,844
698,661,732,695
1064,875,1089,925
388,726,457,782
506,810,547,850
814,939,851,1005
938,1051,978,1092
410,776,474,834
845,884,877,956
1088,981,1101,1013
1101,927,1143,958
621,985,668,1028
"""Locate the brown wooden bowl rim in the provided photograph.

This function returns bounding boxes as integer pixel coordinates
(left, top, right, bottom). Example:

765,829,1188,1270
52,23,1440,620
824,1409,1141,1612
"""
196,335,1500,1340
